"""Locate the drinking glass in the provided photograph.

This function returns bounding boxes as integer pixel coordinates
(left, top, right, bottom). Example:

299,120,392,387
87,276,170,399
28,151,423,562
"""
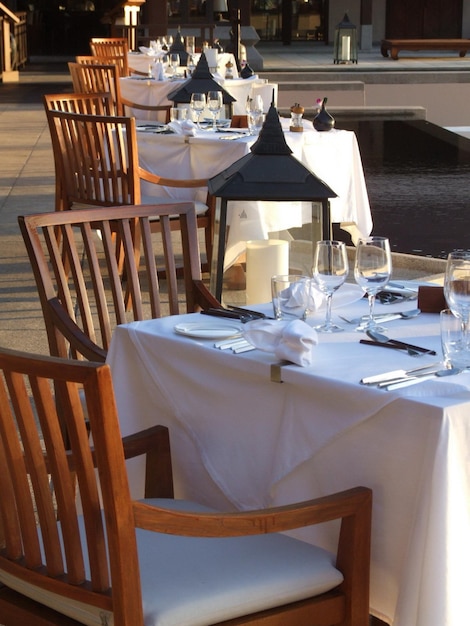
245,94,264,135
312,240,349,333
185,35,195,56
354,236,392,332
440,308,470,369
272,275,311,321
190,93,206,129
207,90,223,131
170,53,180,76
444,249,470,348
170,107,187,122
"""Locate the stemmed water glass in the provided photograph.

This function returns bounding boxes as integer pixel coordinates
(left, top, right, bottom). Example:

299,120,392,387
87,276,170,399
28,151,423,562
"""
354,236,392,332
169,53,180,76
444,250,470,349
190,93,206,129
207,90,223,131
245,94,264,134
312,240,349,333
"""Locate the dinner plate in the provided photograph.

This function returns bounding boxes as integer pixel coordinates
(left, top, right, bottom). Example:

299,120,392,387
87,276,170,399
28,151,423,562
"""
174,322,242,339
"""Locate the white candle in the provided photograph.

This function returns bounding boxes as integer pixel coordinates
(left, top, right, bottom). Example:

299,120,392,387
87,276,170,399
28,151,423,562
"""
341,36,351,62
245,240,289,305
204,48,218,71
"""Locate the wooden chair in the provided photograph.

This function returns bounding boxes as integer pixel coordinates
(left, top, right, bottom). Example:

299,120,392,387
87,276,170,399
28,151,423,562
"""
19,203,220,363
77,52,131,78
42,108,214,267
43,94,116,217
89,36,130,74
0,345,373,626
43,92,115,115
68,60,171,121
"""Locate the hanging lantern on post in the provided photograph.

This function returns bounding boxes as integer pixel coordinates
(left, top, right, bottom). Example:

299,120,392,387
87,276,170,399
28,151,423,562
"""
333,13,358,65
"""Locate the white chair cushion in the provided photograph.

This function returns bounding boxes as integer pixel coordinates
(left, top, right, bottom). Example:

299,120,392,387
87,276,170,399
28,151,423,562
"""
0,499,343,626
139,499,343,626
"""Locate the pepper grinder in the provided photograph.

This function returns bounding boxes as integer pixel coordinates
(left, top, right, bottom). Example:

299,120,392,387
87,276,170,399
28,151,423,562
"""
290,103,304,132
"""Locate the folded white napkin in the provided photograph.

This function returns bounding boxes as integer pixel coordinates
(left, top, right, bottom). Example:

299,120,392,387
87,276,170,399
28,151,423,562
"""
242,319,318,367
167,119,196,136
151,62,165,81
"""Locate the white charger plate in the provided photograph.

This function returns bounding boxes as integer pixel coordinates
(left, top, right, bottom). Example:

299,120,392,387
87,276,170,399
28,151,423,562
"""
174,322,242,339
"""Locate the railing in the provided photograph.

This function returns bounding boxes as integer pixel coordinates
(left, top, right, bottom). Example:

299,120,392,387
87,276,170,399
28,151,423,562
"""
0,4,27,78
12,11,27,68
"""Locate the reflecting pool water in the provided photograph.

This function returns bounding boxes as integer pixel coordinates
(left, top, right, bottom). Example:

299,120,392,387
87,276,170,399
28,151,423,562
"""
339,119,470,259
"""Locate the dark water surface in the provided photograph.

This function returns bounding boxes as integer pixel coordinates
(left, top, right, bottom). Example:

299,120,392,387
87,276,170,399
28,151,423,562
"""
338,119,470,259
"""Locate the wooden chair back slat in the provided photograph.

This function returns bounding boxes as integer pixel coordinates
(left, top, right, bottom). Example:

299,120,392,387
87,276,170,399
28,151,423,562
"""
0,375,44,568
0,349,139,618
19,204,218,363
89,37,130,76
78,52,130,77
45,110,139,211
43,92,115,116
69,62,124,115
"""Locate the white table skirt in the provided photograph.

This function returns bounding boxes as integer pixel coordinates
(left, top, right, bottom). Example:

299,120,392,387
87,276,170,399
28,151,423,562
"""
107,294,470,626
135,119,372,267
120,74,278,117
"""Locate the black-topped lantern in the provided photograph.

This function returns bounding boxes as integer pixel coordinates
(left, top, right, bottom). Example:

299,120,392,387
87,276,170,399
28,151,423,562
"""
207,103,337,300
167,53,235,110
168,26,188,66
333,13,358,64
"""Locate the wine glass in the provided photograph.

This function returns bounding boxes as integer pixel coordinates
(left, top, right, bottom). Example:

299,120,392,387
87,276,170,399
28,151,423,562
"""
190,93,206,129
444,250,470,350
207,91,223,131
169,53,180,76
354,236,392,332
312,240,349,333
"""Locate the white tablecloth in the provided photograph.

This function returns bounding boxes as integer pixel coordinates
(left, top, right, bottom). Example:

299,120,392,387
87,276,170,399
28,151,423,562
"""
107,293,470,626
135,120,372,268
120,73,278,116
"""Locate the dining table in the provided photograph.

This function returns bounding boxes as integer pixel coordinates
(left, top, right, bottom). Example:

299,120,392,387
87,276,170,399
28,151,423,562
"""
135,117,372,270
127,51,240,78
120,72,278,117
106,287,470,626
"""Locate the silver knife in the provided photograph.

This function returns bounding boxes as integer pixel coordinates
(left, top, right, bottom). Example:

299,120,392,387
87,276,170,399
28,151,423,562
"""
361,362,441,385
382,368,462,391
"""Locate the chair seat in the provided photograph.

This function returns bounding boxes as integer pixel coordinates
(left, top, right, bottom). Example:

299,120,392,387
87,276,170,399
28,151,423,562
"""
4,499,343,626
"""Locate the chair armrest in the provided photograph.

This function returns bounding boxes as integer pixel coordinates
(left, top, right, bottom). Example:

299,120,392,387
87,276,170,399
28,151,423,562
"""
61,425,175,498
133,487,371,537
137,166,208,189
48,297,107,362
192,279,221,310
121,425,174,498
121,97,171,120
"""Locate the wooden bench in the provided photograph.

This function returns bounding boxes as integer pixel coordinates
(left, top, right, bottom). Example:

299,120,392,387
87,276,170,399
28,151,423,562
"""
381,38,470,60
